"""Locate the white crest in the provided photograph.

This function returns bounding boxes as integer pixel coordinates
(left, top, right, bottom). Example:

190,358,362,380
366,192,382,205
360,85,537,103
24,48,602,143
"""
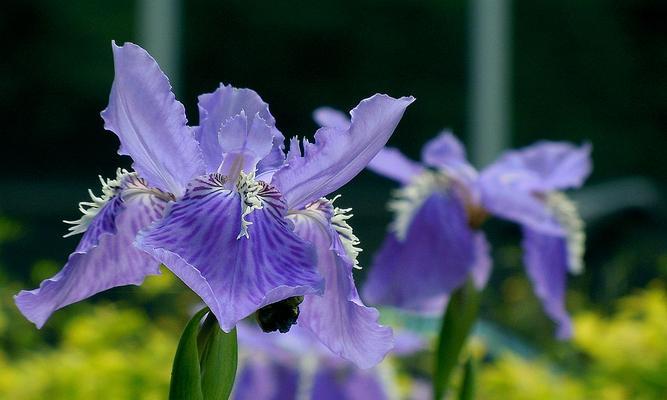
388,171,450,240
547,192,586,274
63,168,130,238
330,195,363,269
236,171,264,239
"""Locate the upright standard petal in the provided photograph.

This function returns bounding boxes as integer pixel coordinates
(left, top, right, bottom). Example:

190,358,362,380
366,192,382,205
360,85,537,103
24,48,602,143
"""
255,129,287,180
521,226,572,339
197,84,281,172
313,107,351,130
273,94,415,209
101,42,204,196
137,174,323,332
483,141,592,192
363,192,477,314
289,200,393,369
217,111,274,178
15,174,168,328
421,130,467,168
367,147,424,185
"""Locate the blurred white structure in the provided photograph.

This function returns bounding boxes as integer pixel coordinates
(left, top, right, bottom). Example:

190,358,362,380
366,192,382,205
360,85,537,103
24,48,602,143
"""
468,0,511,168
138,0,182,93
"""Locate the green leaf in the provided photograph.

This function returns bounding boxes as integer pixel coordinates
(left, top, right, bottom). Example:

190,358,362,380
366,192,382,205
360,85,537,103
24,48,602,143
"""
169,308,238,400
433,281,481,400
457,357,476,400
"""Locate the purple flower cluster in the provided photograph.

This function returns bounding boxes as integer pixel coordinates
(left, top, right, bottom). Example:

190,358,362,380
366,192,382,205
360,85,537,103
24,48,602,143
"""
15,42,414,368
315,109,591,339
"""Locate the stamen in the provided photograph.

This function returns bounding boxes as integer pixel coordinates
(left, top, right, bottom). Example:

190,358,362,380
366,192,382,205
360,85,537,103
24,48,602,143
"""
236,171,264,239
388,171,449,240
62,168,129,237
547,192,586,274
330,195,363,269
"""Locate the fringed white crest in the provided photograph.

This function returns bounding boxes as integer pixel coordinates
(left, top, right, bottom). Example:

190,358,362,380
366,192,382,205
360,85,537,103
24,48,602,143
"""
388,171,450,240
63,168,130,237
330,195,362,269
547,192,586,274
236,171,264,239
121,173,175,203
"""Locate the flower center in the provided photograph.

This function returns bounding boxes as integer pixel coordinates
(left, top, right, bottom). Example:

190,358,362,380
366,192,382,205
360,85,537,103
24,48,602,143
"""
235,171,265,239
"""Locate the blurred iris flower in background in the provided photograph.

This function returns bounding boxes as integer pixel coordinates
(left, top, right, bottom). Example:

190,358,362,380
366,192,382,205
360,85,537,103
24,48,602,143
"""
315,108,590,338
363,129,590,339
14,41,415,368
233,322,428,400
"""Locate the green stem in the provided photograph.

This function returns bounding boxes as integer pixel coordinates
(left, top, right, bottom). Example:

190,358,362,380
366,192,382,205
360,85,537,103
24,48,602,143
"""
458,357,476,400
432,281,481,400
169,308,238,400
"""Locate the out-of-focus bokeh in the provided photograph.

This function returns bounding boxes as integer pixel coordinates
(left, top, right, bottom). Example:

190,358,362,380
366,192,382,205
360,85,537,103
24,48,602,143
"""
1,0,666,398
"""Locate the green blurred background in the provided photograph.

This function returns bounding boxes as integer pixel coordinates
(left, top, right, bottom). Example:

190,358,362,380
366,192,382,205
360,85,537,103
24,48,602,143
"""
0,0,666,398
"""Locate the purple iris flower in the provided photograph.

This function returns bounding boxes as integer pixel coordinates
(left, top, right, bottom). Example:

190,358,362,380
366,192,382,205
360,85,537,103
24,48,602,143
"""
14,42,414,367
315,109,590,339
233,323,427,400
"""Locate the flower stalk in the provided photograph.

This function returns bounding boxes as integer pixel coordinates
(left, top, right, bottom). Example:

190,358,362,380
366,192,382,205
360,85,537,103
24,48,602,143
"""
433,281,481,400
170,308,238,400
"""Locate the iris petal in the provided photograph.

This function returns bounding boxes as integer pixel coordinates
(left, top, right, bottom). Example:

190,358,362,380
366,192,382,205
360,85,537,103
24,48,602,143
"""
15,176,168,328
470,233,493,289
521,226,572,339
480,178,565,235
290,200,393,369
421,130,467,168
421,131,479,189
101,42,204,196
479,142,591,235
484,141,592,192
255,130,287,181
137,175,323,332
312,107,351,130
197,83,283,174
273,94,414,209
367,147,424,185
363,192,477,314
312,368,348,400
217,111,274,178
343,370,389,400
233,360,298,400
